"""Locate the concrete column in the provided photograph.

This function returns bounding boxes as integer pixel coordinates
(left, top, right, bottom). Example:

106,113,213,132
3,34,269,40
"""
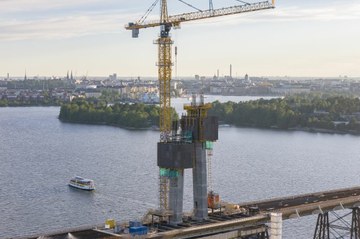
169,170,184,225
193,142,208,221
270,212,282,239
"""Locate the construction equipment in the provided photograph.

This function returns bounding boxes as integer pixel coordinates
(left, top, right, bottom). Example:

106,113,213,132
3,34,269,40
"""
126,0,275,217
126,1,275,34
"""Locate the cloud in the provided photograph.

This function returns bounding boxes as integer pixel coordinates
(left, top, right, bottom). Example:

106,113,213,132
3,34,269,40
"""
271,2,360,22
0,0,141,41
0,11,133,41
0,0,118,13
1,1,359,41
185,2,360,27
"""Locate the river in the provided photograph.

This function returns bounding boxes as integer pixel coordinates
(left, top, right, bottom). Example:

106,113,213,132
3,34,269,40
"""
1,96,360,238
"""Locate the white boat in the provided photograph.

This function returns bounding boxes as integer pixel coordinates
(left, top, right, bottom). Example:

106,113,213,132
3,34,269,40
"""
68,176,95,191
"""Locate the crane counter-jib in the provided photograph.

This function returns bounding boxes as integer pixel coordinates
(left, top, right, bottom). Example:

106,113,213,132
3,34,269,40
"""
125,1,274,31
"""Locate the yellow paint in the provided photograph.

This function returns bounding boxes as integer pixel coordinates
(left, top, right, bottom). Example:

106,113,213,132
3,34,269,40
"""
105,219,116,229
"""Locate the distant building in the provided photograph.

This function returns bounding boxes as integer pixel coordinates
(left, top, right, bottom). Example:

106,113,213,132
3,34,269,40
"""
271,85,310,95
85,89,102,99
109,73,117,81
86,85,97,89
245,74,250,83
140,92,159,104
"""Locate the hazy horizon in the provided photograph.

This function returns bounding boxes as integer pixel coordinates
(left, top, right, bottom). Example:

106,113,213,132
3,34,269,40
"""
2,75,360,81
1,0,359,77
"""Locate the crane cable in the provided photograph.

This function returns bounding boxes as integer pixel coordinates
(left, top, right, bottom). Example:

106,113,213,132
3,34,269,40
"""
209,0,214,11
234,0,251,5
207,143,214,192
137,0,160,24
175,45,178,80
138,0,251,25
177,0,203,12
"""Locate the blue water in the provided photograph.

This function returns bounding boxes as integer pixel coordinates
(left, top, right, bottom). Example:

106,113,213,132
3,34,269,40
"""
1,96,360,238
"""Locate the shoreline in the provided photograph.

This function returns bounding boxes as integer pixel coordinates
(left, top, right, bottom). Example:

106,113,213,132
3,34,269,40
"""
58,118,158,131
59,118,360,136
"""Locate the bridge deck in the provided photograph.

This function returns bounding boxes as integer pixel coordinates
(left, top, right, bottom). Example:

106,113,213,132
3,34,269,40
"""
21,186,360,239
239,186,360,219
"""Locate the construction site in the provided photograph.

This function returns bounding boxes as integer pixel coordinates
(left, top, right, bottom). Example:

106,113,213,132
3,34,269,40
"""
127,0,272,228
33,1,278,238
25,0,360,238
123,0,275,237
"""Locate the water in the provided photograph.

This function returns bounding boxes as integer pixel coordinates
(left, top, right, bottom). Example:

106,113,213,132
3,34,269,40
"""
1,96,360,238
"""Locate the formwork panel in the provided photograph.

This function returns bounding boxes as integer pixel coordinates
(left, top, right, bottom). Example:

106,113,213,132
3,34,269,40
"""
180,116,218,142
180,117,199,140
157,143,194,169
203,116,219,141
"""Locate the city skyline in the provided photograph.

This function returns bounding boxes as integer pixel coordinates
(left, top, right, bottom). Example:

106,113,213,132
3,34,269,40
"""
0,0,359,78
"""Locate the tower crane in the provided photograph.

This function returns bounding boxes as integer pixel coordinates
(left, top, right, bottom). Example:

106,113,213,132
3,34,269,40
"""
126,0,275,217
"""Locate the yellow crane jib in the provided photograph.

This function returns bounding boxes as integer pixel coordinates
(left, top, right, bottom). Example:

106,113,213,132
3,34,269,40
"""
125,1,274,38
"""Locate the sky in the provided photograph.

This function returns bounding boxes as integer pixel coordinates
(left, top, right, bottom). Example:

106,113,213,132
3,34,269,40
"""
0,0,359,78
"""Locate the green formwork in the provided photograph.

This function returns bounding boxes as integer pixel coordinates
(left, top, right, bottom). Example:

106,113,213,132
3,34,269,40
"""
205,141,213,150
183,131,193,143
160,168,179,178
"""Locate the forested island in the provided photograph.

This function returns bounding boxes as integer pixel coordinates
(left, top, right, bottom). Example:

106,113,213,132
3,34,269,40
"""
59,99,178,129
59,95,360,134
209,95,360,134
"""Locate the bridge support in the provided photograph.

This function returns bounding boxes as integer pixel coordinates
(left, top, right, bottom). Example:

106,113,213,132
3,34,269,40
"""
351,207,360,239
243,231,269,239
192,142,208,221
313,208,360,239
313,212,329,239
270,213,282,239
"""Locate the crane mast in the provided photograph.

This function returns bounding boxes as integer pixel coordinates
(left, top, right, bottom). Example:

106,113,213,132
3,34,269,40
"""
157,0,173,212
158,0,172,143
126,0,275,219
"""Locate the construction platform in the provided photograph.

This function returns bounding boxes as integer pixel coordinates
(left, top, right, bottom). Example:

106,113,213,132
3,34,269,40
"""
19,185,360,239
23,214,269,239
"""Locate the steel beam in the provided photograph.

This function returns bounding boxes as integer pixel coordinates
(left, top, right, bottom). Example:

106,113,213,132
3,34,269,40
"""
313,213,329,239
351,208,360,239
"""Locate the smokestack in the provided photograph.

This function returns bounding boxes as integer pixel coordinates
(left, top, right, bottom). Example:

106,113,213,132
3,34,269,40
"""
230,64,232,78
